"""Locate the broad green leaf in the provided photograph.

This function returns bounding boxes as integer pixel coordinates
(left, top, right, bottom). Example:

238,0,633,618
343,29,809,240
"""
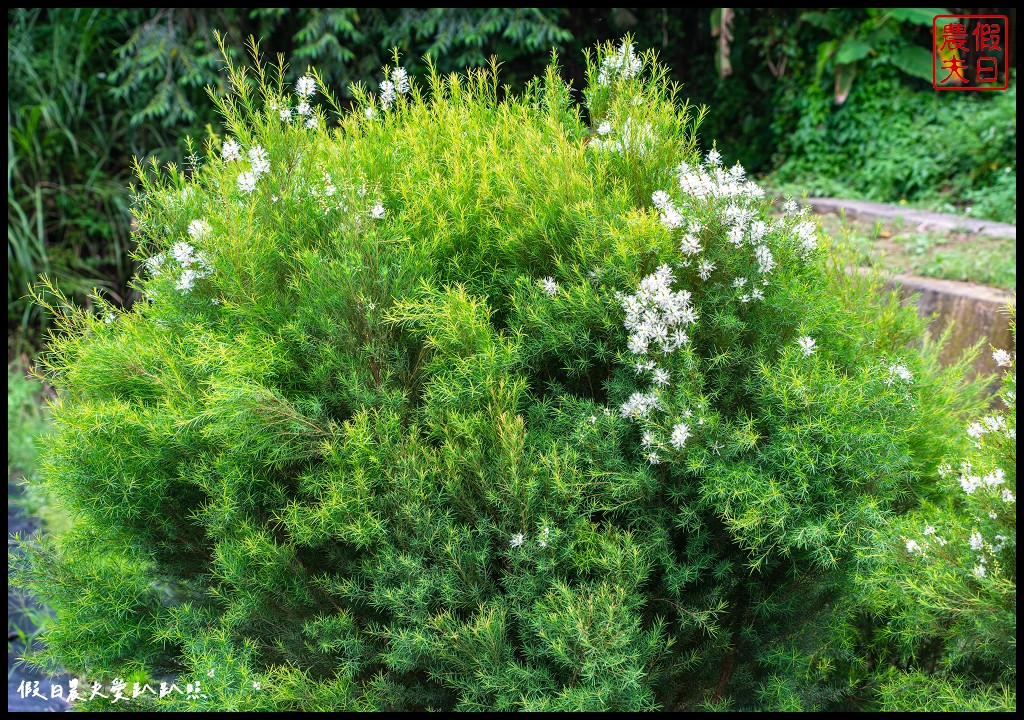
888,45,936,82
888,8,946,26
835,38,872,65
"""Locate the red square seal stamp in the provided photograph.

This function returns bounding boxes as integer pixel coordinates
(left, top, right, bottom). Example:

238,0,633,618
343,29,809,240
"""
933,14,1009,90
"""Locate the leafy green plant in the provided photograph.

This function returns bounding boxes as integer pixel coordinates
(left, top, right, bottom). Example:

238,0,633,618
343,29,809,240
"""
12,38,998,711
771,68,1016,225
7,9,140,352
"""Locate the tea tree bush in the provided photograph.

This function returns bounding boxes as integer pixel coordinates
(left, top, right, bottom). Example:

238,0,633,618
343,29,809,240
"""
13,39,994,711
853,320,1016,711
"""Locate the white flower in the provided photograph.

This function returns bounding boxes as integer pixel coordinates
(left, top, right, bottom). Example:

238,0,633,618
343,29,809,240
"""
620,391,662,420
364,106,375,119
172,241,195,266
237,171,258,194
538,526,550,548
679,233,701,257
187,219,211,241
380,80,396,110
102,312,115,324
588,415,597,425
966,422,985,439
248,145,270,178
732,277,747,289
960,473,982,494
634,358,656,375
597,41,643,85
670,422,691,450
145,252,166,274
905,539,922,554
641,430,656,448
597,121,614,136
652,368,670,386
992,348,1012,367
646,451,662,465
983,468,1005,487
510,533,525,549
370,203,386,220
295,74,317,99
924,525,936,536
749,220,768,243
705,148,722,166
221,138,242,162
280,107,293,122
727,225,744,248
795,221,818,257
798,336,816,356
698,260,716,281
782,198,799,214
297,101,311,117
392,67,410,95
1002,488,1016,503
973,564,986,578
885,362,913,385
541,277,559,297
660,205,684,230
969,530,984,551
305,116,318,129
750,287,764,301
177,268,198,292
755,245,775,274
982,414,1006,433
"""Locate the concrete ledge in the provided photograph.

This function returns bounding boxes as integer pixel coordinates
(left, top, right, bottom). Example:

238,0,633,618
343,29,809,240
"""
885,272,1015,377
803,197,1016,240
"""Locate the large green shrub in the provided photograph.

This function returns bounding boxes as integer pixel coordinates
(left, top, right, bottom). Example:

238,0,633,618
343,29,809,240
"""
14,40,999,710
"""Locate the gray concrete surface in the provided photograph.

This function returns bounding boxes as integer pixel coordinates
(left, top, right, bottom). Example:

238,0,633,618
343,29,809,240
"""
800,196,1016,240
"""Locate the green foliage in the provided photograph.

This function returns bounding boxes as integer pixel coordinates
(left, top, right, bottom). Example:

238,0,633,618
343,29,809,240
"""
11,38,1005,711
770,62,1016,224
8,9,140,351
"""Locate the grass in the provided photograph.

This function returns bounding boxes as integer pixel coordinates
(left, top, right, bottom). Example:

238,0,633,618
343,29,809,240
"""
814,213,1016,291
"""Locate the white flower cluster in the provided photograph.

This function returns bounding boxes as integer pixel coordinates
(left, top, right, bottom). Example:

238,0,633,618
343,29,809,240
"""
597,41,643,86
237,145,271,195
510,527,552,549
618,264,696,356
957,463,1013,501
590,117,654,155
965,412,1014,443
966,526,1014,579
620,391,663,420
798,336,816,356
540,277,559,297
295,74,317,99
187,219,211,241
992,347,1013,367
794,220,818,258
677,153,765,202
221,138,242,163
380,66,411,111
159,237,212,294
884,361,913,385
656,155,791,306
906,524,949,556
